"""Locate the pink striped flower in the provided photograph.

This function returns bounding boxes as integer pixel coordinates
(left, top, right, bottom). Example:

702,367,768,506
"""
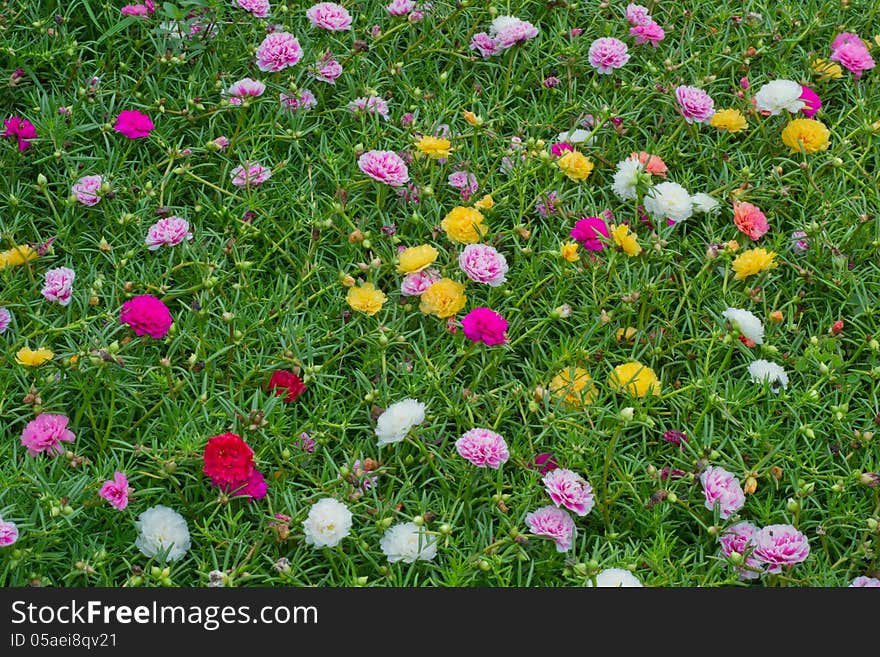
458,244,508,286
588,37,630,74
493,19,539,50
20,414,76,457
0,518,18,547
225,78,266,105
469,33,499,58
525,506,576,552
455,428,509,468
72,175,103,206
256,32,302,72
357,150,410,187
0,307,11,333
231,162,272,187
145,216,193,250
99,472,132,511
461,307,508,346
448,171,479,200
347,95,390,120
630,22,664,47
42,267,75,306
542,468,595,516
387,0,415,16
235,0,270,18
849,576,880,587
311,54,343,84
700,466,745,519
718,521,764,580
280,90,317,112
753,524,810,573
625,3,652,26
306,2,352,31
675,85,715,123
401,268,440,296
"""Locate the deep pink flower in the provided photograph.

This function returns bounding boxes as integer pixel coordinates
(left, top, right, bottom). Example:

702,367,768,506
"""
830,41,875,79
470,33,499,58
235,0,270,18
3,117,37,151
256,32,303,72
0,519,18,547
570,216,609,251
225,78,266,105
306,2,352,31
455,428,510,468
311,54,343,84
831,32,863,51
799,86,821,118
358,150,410,187
228,469,268,500
120,294,173,339
752,524,810,573
114,110,154,139
347,95,390,120
458,244,508,286
42,267,75,306
20,414,76,457
700,466,745,519
662,429,688,448
145,216,192,250
849,576,880,587
387,0,416,16
740,77,750,89
630,22,664,47
718,521,764,580
231,162,272,187
588,37,630,74
550,142,574,156
542,468,595,516
120,2,155,17
675,85,715,123
461,307,508,346
72,175,103,206
525,505,576,552
625,3,652,26
400,268,440,296
99,472,132,511
280,90,317,112
530,453,559,474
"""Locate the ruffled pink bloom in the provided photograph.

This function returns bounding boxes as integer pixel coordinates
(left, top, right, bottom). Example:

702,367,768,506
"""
3,117,37,152
256,32,302,72
401,268,440,296
718,521,764,580
470,33,499,58
145,216,193,250
0,307,11,333
20,414,76,457
387,0,416,16
625,3,652,26
120,294,173,339
311,54,343,84
798,86,821,118
306,2,352,31
120,2,155,17
733,201,769,241
542,468,595,516
455,428,510,468
114,110,154,138
226,78,266,105
72,175,103,206
550,142,574,156
849,576,880,587
99,472,132,510
347,95,390,120
752,524,810,573
570,216,609,251
700,466,745,519
280,90,317,112
358,150,410,187
530,453,559,474
458,244,508,286
494,20,539,49
0,519,18,547
231,162,272,187
211,136,229,150
831,32,863,51
226,469,268,500
534,191,558,217
461,307,508,346
525,505,576,552
235,0,270,18
675,85,715,123
42,267,75,306
588,37,630,74
448,171,479,200
630,22,664,47
831,41,875,79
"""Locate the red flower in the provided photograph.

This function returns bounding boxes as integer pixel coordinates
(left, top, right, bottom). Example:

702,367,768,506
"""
203,432,254,487
113,109,154,139
265,370,306,403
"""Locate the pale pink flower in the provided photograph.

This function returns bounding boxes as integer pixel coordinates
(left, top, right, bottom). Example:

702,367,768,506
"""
588,37,630,74
347,95,390,120
280,90,317,112
830,41,875,79
542,468,595,516
71,175,103,206
408,10,424,23
306,2,352,31
494,20,539,50
234,0,270,18
99,471,132,510
401,268,440,296
455,428,509,469
358,150,410,187
534,191,558,217
0,307,11,333
311,54,343,84
752,524,810,573
831,32,863,50
470,33,499,58
458,243,508,287
448,171,478,200
630,22,664,47
145,216,193,250
387,0,415,16
225,78,266,105
211,136,229,150
718,521,764,580
525,505,576,552
0,518,18,547
256,32,303,72
849,576,880,587
625,3,652,26
700,466,745,519
20,413,76,457
675,85,715,123
231,162,272,187
42,267,75,306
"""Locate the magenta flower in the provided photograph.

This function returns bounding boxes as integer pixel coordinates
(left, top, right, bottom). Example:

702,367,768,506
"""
113,110,154,139
0,518,18,547
280,90,317,112
235,0,270,18
145,216,193,250
530,453,559,474
387,0,416,16
42,267,75,306
550,142,574,156
71,175,103,206
347,95,390,120
120,294,173,339
226,469,268,500
588,37,630,74
225,78,266,105
458,244,508,286
831,32,863,50
718,521,764,580
256,32,303,72
231,162,272,187
662,429,688,449
525,505,576,552
831,41,875,79
675,85,715,124
306,2,352,31
0,307,11,333
799,86,822,118
630,22,665,47
461,307,508,346
20,414,76,457
99,472,132,511
752,524,810,573
625,3,652,26
400,268,440,296
700,466,745,519
120,2,155,17
455,428,510,469
470,33,500,58
311,54,343,84
542,468,595,516
849,576,880,587
358,150,410,187
3,117,37,152
570,216,609,251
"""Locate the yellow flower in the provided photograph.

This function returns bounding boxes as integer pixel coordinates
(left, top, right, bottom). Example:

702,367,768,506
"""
781,118,830,154
549,367,597,408
560,241,580,262
441,206,487,244
811,58,843,81
397,244,439,273
732,247,778,280
710,109,748,133
463,110,482,127
616,327,637,343
608,362,660,398
0,244,38,269
346,282,387,316
16,346,54,367
610,224,642,256
419,278,466,318
415,135,452,160
557,150,594,181
474,194,494,210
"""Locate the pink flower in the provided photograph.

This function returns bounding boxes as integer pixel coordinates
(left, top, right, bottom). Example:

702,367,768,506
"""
120,294,173,339
145,216,193,250
733,201,769,241
570,216,609,250
280,90,317,112
752,524,810,573
3,116,38,151
718,521,764,580
296,432,316,453
358,150,410,187
700,466,745,519
530,453,559,474
470,33,499,58
227,469,268,500
0,518,18,547
588,37,630,74
99,472,132,510
632,151,667,177
831,32,863,51
534,191,558,217
455,428,510,468
675,85,715,124
235,0,270,18
799,86,821,118
256,32,303,72
630,22,664,47
448,171,479,200
662,429,688,448
401,268,440,296
42,267,75,306
347,95,390,120
525,505,576,552
225,78,266,105
387,0,415,15
120,2,155,17
461,307,508,346
625,3,652,26
311,54,343,84
71,175,103,206
113,110,154,139
458,244,508,286
306,2,352,31
849,576,880,587
211,136,229,150
0,307,11,333
740,77,750,89
231,162,272,187
543,76,561,88
830,41,875,79
542,468,595,516
20,413,76,457
494,20,539,50
550,142,574,156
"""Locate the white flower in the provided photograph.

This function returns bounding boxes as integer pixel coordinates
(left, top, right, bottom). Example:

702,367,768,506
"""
643,181,693,223
748,359,789,392
303,498,353,548
586,568,643,587
691,192,720,214
723,307,764,344
375,398,426,447
489,15,523,35
753,80,804,116
135,505,191,562
557,128,594,146
379,522,438,563
612,157,643,201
